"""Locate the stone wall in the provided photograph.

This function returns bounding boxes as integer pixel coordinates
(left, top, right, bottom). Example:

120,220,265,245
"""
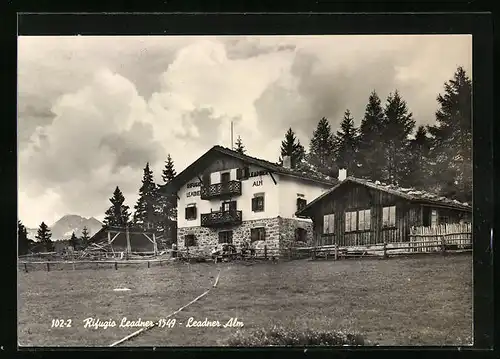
177,217,281,257
177,216,314,258
278,217,314,256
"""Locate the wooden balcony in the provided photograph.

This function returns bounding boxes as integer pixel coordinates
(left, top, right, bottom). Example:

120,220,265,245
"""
201,210,243,228
200,180,242,200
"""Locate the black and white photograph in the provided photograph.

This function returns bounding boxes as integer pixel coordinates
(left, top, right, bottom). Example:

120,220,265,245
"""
17,31,475,347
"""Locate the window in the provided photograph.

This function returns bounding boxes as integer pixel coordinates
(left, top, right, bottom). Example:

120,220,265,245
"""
251,227,266,242
358,209,371,231
220,172,230,183
431,209,438,227
345,209,371,232
236,166,250,180
222,201,237,212
184,234,196,247
218,231,233,244
345,211,357,232
185,205,197,220
323,213,335,234
252,194,265,212
295,228,307,242
296,198,307,212
382,206,396,227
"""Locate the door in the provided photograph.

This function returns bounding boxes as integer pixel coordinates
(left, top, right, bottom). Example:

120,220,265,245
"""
221,172,230,183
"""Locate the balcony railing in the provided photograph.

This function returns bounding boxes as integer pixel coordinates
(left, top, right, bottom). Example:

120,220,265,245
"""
200,180,242,200
201,210,243,227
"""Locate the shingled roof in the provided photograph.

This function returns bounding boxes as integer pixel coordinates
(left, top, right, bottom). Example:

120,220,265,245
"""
296,176,471,216
159,145,338,194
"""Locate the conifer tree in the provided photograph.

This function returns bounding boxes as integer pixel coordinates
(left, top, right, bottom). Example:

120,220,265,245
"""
18,220,29,255
403,126,432,189
333,110,359,177
356,91,387,180
308,117,336,176
69,232,79,250
161,154,177,184
35,221,54,252
158,154,178,244
103,186,131,227
234,136,246,154
133,163,159,230
279,128,305,169
80,226,90,250
427,66,472,202
381,90,416,185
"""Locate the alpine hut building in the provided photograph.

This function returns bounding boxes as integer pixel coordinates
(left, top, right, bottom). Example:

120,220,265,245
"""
159,145,338,258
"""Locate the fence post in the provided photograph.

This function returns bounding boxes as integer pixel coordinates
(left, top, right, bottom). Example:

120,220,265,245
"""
24,263,28,273
46,262,50,272
264,245,268,260
441,236,446,255
147,261,150,268
383,242,387,259
334,244,338,260
115,261,118,270
289,247,292,260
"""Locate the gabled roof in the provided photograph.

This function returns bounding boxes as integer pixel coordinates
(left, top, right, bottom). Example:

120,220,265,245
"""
159,145,338,193
296,176,472,217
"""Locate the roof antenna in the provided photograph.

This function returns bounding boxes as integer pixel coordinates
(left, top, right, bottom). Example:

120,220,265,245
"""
231,120,234,150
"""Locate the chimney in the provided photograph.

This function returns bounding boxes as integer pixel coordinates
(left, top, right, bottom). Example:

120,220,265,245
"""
338,168,347,181
283,156,291,169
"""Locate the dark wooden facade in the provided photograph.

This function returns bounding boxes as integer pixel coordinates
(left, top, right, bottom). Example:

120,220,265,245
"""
307,181,471,247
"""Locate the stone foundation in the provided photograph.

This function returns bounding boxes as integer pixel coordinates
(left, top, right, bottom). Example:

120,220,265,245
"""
177,216,313,258
278,217,313,256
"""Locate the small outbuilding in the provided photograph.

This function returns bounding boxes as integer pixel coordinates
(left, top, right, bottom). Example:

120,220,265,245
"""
295,176,472,247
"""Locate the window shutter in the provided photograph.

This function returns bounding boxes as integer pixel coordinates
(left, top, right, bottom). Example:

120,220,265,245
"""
260,196,265,211
251,198,257,211
296,198,301,209
229,201,237,212
251,229,257,242
185,207,189,219
243,167,250,178
236,168,242,180
192,207,197,218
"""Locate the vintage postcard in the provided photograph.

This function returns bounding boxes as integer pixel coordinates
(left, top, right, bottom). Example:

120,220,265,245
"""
17,30,473,347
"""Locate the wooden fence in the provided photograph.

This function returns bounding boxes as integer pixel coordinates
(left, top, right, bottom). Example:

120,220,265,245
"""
409,223,472,252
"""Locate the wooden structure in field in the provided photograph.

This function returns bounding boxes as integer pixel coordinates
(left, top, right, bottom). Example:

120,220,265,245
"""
87,226,158,256
296,177,472,247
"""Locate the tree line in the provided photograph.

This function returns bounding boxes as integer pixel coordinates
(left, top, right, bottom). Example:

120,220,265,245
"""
17,221,91,255
276,66,472,203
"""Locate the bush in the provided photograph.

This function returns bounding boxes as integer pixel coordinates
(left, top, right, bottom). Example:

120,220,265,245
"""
224,326,373,346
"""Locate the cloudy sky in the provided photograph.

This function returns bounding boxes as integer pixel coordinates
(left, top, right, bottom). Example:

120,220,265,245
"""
17,35,471,228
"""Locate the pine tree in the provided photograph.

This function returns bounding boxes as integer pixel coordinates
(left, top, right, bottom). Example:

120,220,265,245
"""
308,117,336,176
279,128,305,169
162,154,177,183
403,126,432,189
427,66,472,202
334,110,359,177
18,220,29,255
158,155,177,245
134,163,159,230
381,90,416,185
35,221,54,252
69,232,79,250
80,226,90,250
234,136,246,154
103,186,131,227
357,91,387,180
